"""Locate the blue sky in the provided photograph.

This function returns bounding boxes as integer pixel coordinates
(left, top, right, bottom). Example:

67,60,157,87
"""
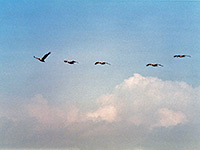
0,1,200,150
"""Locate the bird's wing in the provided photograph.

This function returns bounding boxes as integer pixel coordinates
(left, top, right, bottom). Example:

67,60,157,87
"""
185,55,191,57
64,60,68,63
95,62,99,65
174,55,179,57
146,64,151,66
105,62,111,65
42,52,51,61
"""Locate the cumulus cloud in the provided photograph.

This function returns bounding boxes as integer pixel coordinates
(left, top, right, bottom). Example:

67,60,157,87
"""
0,74,200,150
93,73,199,128
154,108,187,127
87,105,118,122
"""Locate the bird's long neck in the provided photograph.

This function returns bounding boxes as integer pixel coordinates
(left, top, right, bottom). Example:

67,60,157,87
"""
34,56,40,60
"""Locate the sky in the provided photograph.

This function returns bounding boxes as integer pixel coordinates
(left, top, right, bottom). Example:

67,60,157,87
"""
0,0,200,150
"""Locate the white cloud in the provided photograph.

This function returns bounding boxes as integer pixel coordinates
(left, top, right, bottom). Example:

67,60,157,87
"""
87,105,118,122
11,73,196,130
154,108,187,127
27,94,82,129
1,74,200,150
92,73,199,128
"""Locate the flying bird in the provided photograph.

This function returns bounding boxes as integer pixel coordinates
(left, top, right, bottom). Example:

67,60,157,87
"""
94,61,111,65
33,52,51,62
64,60,78,64
174,55,191,58
146,63,163,67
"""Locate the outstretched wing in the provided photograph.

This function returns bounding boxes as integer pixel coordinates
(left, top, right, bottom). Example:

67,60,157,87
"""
64,60,69,63
95,62,99,65
146,64,151,66
174,55,179,58
41,52,51,61
70,61,77,63
105,62,111,65
184,55,191,57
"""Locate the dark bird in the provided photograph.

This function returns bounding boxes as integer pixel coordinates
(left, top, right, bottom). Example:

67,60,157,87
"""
146,63,163,67
95,61,111,65
174,55,191,58
64,60,78,64
33,52,51,62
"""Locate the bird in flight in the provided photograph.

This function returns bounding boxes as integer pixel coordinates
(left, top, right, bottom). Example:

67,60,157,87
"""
33,52,51,62
95,61,111,65
146,63,163,67
174,55,191,58
64,60,78,64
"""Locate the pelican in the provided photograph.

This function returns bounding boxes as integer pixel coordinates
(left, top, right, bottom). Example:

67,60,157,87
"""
95,61,111,65
33,52,51,62
174,55,191,58
64,60,78,64
146,63,163,67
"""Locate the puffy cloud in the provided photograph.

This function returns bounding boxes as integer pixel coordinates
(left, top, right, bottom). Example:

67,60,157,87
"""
94,73,199,128
0,74,200,150
154,108,187,127
87,105,118,122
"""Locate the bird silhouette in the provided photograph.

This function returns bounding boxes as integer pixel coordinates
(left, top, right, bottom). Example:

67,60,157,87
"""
146,63,163,67
95,61,111,65
33,52,51,62
174,55,191,58
64,60,78,64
